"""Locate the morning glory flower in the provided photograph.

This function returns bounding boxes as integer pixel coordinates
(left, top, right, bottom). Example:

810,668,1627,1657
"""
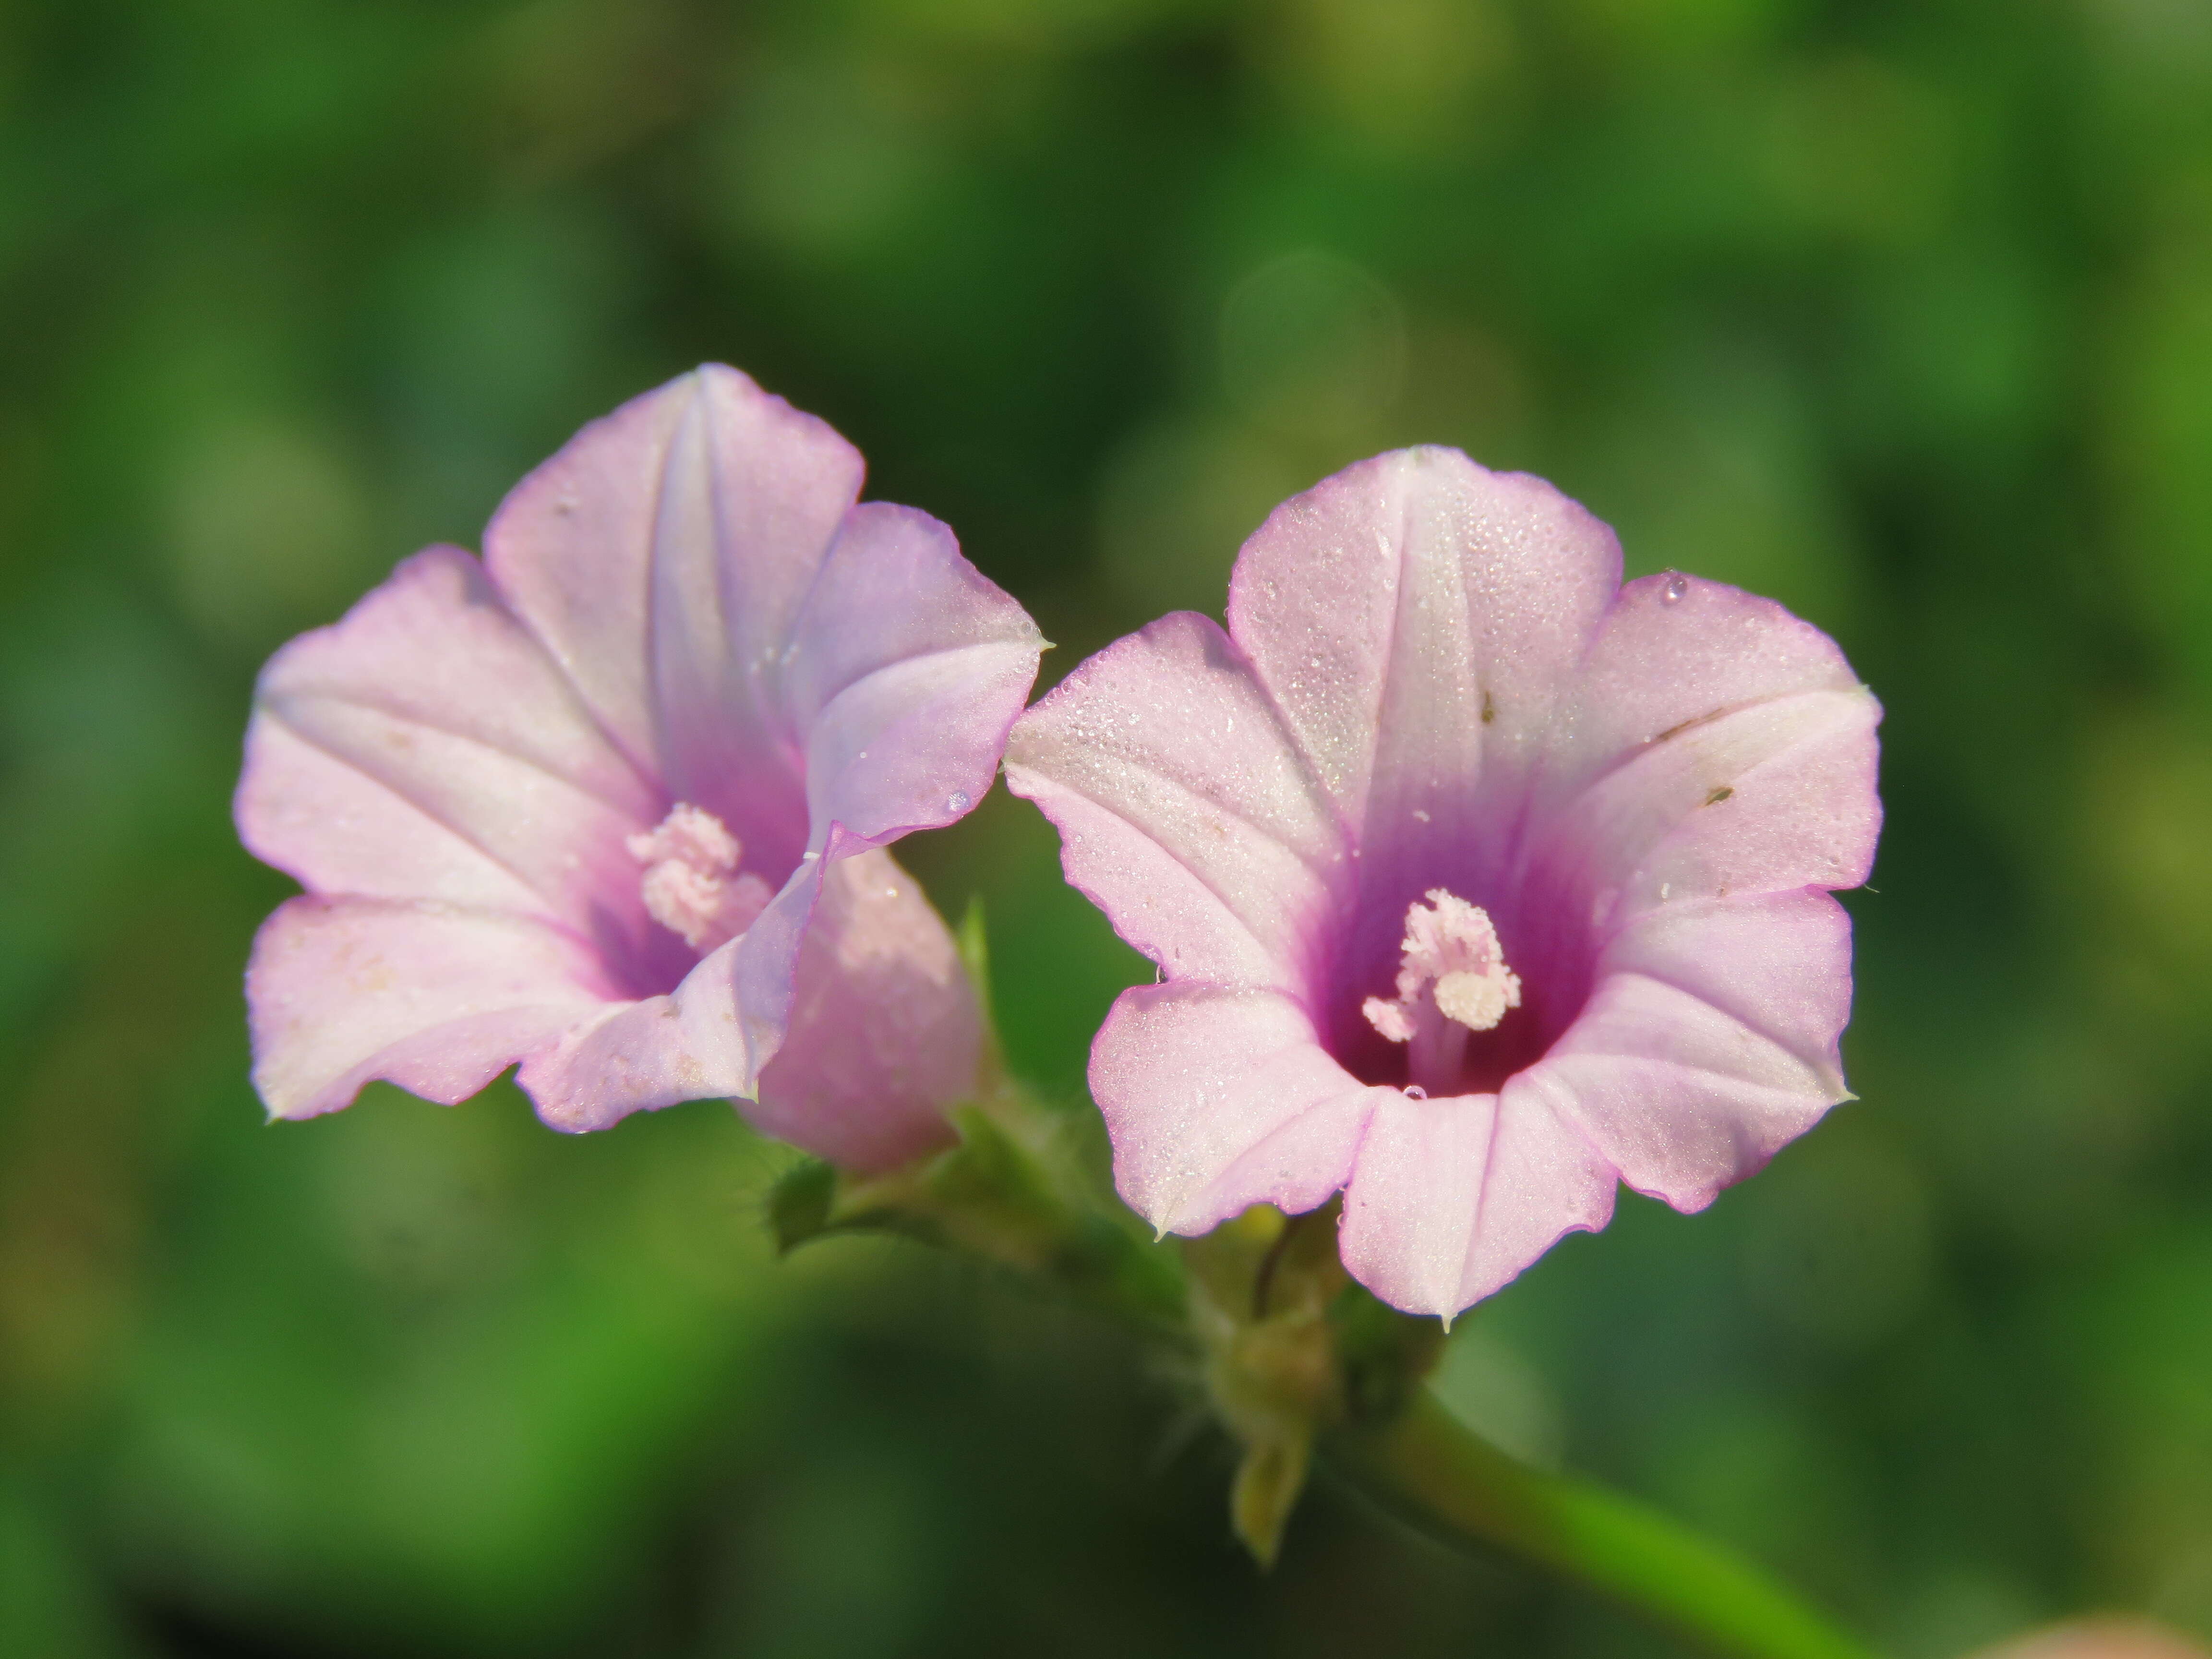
238,366,1044,1171
1005,448,1880,1318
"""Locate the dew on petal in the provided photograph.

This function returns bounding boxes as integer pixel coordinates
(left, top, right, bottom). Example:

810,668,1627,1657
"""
1662,572,1688,602
946,790,973,814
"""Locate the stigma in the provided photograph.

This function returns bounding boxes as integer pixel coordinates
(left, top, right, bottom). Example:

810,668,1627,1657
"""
626,804,772,953
1363,889,1520,1093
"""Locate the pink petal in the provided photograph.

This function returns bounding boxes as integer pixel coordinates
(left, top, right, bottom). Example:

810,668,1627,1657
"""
1601,889,1857,1087
1226,449,1619,859
247,896,609,1121
782,502,1045,847
517,843,968,1141
1005,612,1350,991
1536,684,1881,934
240,715,544,918
1338,1080,1617,1319
238,545,665,945
749,849,977,1173
1527,571,1881,924
517,932,755,1132
1541,571,1869,808
1531,894,1857,1212
1089,982,1387,1235
483,365,863,874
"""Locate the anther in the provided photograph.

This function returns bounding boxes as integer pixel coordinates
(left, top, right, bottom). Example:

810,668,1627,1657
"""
626,804,772,952
1362,889,1520,1095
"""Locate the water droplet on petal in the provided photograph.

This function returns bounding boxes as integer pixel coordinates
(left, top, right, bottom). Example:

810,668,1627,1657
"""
945,791,973,814
1403,1085,1428,1099
1662,572,1687,603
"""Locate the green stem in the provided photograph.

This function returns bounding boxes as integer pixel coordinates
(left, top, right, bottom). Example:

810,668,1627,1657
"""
1325,1390,1882,1659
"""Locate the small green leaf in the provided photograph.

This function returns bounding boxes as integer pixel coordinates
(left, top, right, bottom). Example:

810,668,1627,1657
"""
955,896,993,1034
1231,1430,1312,1569
766,1157,837,1255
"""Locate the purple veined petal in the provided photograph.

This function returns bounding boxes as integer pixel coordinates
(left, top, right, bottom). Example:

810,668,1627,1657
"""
1532,890,1857,1210
1539,571,1870,812
1338,1079,1617,1319
483,364,863,875
781,503,1045,848
517,929,755,1132
1089,981,1387,1236
1005,612,1350,992
1603,890,1856,1082
240,715,546,919
1521,571,1881,924
749,848,977,1173
1536,684,1881,934
238,546,665,942
614,829,977,1153
248,895,612,1121
720,837,835,1102
1226,449,1620,856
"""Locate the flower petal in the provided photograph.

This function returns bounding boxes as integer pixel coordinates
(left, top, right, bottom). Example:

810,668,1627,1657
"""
538,843,981,1155
633,824,897,1124
1338,1082,1617,1319
1226,448,1619,856
1542,571,1869,808
782,502,1045,848
240,713,545,918
483,364,863,875
1527,572,1880,925
1536,684,1881,935
518,932,753,1131
1531,892,1858,1211
238,545,667,953
1604,889,1856,1089
1005,612,1349,991
750,849,977,1172
247,896,609,1121
1089,982,1385,1235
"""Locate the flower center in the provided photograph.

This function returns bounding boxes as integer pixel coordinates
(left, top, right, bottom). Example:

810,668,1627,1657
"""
1361,888,1522,1096
625,804,773,954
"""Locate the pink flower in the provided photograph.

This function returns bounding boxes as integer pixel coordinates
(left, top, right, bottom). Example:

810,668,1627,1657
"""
238,366,1044,1171
1006,449,1880,1318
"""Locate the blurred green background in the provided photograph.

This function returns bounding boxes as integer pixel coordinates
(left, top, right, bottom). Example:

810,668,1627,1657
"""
3,0,2210,1654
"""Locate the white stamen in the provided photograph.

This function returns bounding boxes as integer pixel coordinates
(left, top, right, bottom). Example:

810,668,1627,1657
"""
1363,889,1521,1092
626,803,772,952
1362,996,1416,1044
1434,967,1517,1031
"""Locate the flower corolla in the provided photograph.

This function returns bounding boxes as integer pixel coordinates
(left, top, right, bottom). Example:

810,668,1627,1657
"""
238,366,1044,1171
1006,448,1880,1318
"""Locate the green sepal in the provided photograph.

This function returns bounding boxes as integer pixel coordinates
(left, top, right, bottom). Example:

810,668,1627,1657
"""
955,896,995,1042
1329,1282,1448,1426
767,1156,839,1256
767,1101,1186,1329
1230,1428,1313,1569
1181,1205,1450,1567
